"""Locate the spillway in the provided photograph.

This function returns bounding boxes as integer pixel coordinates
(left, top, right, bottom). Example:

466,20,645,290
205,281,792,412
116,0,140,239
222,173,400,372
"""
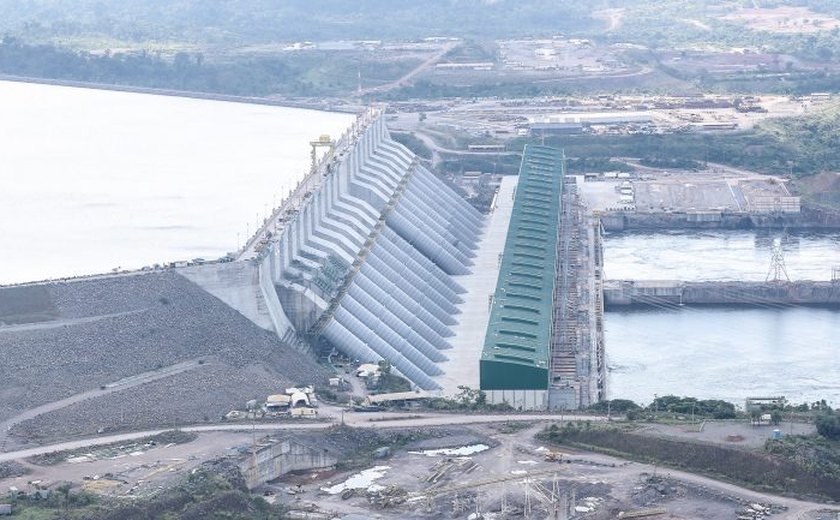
257,110,485,390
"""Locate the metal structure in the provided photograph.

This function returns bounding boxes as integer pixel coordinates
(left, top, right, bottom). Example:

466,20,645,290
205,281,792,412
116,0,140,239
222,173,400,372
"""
416,469,576,519
547,166,606,409
766,238,790,283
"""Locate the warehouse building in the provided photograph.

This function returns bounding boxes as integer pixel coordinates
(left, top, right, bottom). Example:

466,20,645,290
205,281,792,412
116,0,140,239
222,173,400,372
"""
480,145,565,409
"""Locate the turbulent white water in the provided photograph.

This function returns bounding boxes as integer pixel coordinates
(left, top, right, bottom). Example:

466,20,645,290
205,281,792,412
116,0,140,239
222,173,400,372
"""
604,231,840,407
0,81,354,284
603,230,839,282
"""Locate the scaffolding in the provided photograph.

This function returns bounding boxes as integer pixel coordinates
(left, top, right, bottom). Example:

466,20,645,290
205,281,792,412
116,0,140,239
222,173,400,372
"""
417,469,577,519
549,177,605,409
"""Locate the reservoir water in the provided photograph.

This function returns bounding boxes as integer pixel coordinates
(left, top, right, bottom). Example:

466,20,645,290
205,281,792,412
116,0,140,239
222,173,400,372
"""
0,81,354,285
604,231,840,407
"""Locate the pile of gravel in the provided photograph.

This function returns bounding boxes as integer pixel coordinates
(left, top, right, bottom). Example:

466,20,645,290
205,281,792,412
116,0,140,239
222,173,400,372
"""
11,365,292,442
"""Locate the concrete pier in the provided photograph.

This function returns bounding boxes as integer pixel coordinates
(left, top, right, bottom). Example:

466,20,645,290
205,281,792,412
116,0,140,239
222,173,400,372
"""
604,280,840,308
600,208,840,232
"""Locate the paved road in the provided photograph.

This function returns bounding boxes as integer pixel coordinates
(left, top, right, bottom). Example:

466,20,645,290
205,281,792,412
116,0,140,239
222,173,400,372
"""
402,130,520,169
0,310,145,335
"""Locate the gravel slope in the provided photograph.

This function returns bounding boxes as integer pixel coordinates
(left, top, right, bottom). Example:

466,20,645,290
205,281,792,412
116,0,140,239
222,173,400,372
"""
0,271,329,441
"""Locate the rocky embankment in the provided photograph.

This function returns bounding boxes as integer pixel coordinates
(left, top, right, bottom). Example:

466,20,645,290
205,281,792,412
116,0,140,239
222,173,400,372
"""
0,272,329,444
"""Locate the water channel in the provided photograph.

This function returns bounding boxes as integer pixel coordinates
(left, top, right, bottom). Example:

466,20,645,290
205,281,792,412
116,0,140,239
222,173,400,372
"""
604,230,840,406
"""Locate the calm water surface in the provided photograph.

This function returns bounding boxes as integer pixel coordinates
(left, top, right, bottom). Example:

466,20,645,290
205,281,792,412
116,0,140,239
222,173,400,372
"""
0,81,354,284
604,231,840,407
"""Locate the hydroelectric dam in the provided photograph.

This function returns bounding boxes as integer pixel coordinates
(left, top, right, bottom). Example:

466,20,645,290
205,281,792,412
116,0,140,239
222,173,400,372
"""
3,102,838,445
180,108,606,409
0,106,605,413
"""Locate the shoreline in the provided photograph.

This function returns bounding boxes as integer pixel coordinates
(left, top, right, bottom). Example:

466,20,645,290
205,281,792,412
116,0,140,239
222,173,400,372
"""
0,74,363,114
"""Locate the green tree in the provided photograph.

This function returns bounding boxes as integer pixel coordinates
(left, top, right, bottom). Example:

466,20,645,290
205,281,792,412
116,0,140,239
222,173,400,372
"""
816,411,840,440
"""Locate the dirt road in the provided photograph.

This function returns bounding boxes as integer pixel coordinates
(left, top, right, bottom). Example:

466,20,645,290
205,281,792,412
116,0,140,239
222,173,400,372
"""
359,41,458,96
0,409,603,463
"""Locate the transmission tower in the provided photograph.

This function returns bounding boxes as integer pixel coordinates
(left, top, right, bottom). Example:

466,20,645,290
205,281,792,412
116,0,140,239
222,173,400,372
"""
765,239,790,282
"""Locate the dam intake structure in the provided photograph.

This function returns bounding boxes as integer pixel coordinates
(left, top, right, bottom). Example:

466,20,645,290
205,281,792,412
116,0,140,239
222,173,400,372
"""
254,109,484,390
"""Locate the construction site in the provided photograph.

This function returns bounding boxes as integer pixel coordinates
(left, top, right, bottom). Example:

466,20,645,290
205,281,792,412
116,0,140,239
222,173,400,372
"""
1,415,820,520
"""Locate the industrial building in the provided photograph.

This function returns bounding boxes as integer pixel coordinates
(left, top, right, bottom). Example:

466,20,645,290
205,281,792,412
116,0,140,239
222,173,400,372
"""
480,146,564,408
227,109,604,408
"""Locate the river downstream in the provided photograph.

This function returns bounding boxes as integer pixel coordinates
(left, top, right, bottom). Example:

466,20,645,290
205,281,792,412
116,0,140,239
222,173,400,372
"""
604,230,840,407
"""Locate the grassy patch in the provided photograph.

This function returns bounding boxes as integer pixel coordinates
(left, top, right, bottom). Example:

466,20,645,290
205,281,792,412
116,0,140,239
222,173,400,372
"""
766,434,840,482
392,132,433,160
492,421,532,435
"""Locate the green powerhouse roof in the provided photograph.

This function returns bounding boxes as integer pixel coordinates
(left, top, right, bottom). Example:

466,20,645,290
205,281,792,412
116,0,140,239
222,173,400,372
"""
480,145,564,391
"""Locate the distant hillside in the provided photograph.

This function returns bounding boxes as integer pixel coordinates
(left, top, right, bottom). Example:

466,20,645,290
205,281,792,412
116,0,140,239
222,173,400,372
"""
0,0,602,45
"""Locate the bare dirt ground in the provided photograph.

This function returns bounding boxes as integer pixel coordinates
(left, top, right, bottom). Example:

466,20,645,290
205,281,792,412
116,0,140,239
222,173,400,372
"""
0,431,253,498
266,422,836,519
577,161,791,214
636,421,816,449
721,7,840,34
0,418,836,519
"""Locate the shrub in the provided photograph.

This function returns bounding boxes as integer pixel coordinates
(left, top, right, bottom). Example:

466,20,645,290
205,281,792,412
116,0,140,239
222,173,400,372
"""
816,411,840,440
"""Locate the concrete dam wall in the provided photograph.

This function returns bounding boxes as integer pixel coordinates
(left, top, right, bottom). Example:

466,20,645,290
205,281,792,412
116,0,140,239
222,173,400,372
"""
604,280,840,307
240,438,337,489
260,111,484,390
